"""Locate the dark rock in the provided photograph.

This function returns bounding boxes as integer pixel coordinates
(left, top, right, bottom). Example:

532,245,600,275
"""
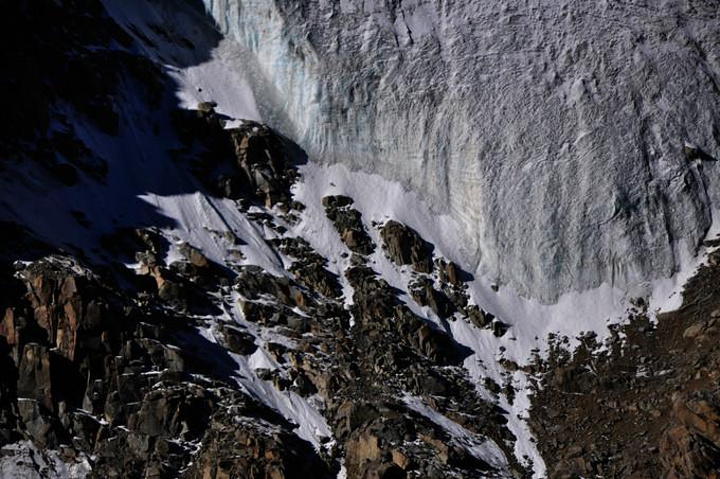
322,196,376,255
381,220,434,273
17,343,53,410
219,324,257,356
409,277,455,319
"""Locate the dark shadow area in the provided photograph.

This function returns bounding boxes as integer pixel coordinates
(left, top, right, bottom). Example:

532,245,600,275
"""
0,0,304,267
0,1,330,473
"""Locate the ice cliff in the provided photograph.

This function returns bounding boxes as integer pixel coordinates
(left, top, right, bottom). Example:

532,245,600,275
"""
201,0,720,303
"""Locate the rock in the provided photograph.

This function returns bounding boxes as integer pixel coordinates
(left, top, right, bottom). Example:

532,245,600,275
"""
683,322,707,339
334,401,380,438
437,259,461,286
179,243,210,269
409,278,453,319
491,320,509,337
466,305,492,329
322,197,375,255
346,429,384,477
197,101,217,114
321,195,353,208
417,324,458,365
187,404,332,479
17,343,53,410
229,121,299,207
219,324,257,356
17,398,59,448
133,385,213,441
380,220,434,273
289,261,341,299
661,394,720,478
392,449,410,470
0,308,17,347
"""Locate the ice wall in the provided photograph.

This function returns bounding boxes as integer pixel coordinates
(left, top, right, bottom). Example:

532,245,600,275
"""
202,0,720,303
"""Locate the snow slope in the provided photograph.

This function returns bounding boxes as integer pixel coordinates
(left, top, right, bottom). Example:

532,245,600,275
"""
201,0,720,303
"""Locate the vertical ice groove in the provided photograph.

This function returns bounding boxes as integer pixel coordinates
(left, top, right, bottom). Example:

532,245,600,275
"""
203,0,720,303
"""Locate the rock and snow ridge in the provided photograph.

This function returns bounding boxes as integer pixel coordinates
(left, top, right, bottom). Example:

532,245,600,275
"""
2,0,720,478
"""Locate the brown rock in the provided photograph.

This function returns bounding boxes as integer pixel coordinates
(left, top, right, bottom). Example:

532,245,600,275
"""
391,449,410,469
380,220,434,273
17,343,53,410
0,308,17,346
661,394,720,478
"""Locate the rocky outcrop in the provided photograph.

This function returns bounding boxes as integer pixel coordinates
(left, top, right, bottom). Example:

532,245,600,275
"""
380,221,433,273
177,105,301,209
229,121,300,209
187,395,332,479
409,277,455,320
322,196,375,255
272,237,342,298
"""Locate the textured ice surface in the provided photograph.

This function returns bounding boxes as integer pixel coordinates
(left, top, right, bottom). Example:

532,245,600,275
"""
202,0,720,302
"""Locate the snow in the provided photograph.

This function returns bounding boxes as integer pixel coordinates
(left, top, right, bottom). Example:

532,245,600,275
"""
168,38,261,122
0,441,91,479
403,395,510,474
198,311,333,448
202,0,720,304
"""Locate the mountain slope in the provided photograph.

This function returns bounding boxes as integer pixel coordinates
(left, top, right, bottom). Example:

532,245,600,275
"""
2,1,720,478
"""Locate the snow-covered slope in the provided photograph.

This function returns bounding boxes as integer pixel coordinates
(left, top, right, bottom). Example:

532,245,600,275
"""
200,0,720,303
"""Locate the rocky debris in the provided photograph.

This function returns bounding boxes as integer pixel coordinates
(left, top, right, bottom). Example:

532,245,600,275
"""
289,261,342,299
380,220,433,273
345,264,463,365
271,237,342,298
186,395,333,479
530,253,720,478
682,318,719,340
322,196,375,255
224,233,522,476
236,265,312,311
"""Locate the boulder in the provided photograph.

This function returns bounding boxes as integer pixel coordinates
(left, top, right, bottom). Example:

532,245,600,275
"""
380,221,434,273
219,324,257,356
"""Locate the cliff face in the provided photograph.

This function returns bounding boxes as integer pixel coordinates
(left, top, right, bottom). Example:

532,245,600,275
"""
202,0,720,302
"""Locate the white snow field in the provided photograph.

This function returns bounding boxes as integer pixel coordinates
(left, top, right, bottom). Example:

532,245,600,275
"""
201,0,720,303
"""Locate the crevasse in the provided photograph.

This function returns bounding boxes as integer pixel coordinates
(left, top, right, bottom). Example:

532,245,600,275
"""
202,0,720,303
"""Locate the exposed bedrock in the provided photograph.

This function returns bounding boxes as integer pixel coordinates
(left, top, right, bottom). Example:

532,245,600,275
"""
202,0,720,302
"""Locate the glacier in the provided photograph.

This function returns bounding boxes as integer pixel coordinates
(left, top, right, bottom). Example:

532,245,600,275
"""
200,0,720,303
